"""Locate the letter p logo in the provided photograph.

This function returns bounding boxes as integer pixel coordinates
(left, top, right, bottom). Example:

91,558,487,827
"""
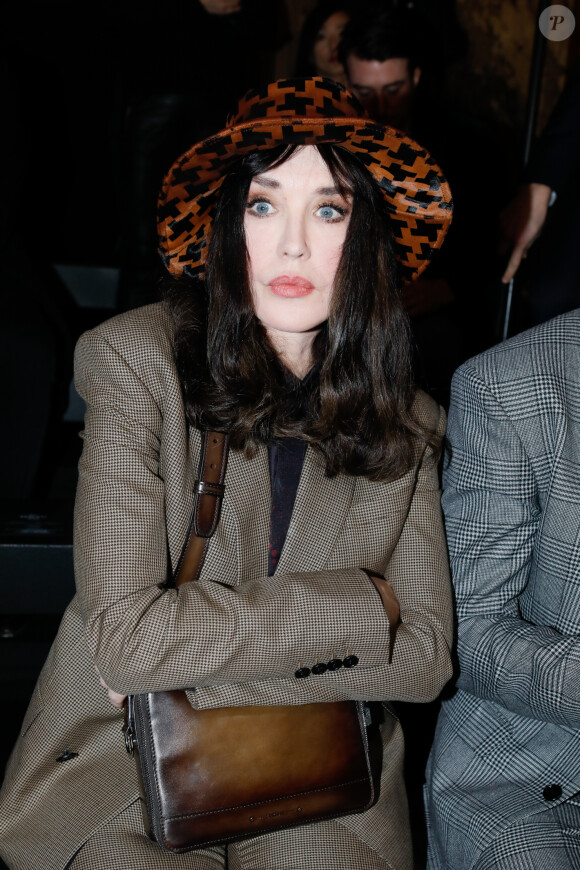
539,5,575,41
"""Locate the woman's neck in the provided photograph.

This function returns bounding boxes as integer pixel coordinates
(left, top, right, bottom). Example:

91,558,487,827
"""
267,328,317,379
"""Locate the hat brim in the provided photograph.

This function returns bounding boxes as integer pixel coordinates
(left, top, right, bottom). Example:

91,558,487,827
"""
157,116,453,283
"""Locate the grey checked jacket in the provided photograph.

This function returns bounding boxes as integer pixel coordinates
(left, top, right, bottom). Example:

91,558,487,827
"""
0,303,453,869
425,309,580,868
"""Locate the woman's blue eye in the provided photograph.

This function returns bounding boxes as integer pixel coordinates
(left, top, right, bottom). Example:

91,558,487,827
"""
248,200,274,216
316,204,344,220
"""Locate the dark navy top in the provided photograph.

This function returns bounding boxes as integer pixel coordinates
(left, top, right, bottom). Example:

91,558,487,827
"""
267,438,307,576
265,364,320,575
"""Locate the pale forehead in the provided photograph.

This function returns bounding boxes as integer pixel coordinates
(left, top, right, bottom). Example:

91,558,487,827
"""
347,56,412,87
250,146,338,192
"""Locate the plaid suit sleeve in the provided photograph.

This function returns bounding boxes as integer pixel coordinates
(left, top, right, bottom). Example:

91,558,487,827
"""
442,362,580,729
73,325,396,698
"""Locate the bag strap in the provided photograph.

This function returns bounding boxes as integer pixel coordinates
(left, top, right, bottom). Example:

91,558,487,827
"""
174,430,230,587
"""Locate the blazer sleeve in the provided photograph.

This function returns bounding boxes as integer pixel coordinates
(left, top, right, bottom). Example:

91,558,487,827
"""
442,363,580,729
74,325,452,706
193,408,454,710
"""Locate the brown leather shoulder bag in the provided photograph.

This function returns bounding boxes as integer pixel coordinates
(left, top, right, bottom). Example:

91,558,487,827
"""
124,430,382,853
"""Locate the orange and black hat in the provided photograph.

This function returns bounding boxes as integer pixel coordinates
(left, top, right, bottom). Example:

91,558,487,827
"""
157,76,453,282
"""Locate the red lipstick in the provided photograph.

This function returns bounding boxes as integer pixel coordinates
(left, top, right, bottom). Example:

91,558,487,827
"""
269,276,315,298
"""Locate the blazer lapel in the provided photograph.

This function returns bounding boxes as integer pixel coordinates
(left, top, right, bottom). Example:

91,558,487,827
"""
193,440,355,584
275,446,355,574
200,443,271,587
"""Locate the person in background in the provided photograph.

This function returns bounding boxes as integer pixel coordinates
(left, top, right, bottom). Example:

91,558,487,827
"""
339,6,508,407
340,5,422,132
425,308,580,869
499,58,580,330
294,0,354,87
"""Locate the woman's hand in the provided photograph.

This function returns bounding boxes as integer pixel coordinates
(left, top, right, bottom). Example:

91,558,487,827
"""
366,573,400,628
95,667,127,709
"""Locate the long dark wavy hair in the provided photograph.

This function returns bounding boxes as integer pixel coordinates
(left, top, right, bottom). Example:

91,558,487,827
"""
163,143,437,481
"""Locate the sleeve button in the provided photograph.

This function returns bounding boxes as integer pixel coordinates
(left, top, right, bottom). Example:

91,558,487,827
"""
311,662,328,675
327,658,343,671
343,655,359,668
543,784,562,801
295,667,311,679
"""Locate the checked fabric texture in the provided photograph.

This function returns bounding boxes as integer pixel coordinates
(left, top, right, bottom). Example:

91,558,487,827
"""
425,309,580,869
157,77,453,283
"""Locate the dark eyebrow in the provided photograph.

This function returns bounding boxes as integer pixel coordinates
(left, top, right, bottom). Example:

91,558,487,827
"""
251,178,342,197
252,176,280,189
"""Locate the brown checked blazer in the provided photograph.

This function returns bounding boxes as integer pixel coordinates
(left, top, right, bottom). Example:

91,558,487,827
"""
0,303,453,870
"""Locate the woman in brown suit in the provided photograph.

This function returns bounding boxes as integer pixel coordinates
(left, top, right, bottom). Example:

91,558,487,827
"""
0,77,454,869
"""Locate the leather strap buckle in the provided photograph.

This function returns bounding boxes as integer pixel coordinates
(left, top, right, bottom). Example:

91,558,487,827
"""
193,480,225,498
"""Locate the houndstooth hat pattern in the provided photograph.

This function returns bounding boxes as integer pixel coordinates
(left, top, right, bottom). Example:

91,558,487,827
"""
157,76,453,283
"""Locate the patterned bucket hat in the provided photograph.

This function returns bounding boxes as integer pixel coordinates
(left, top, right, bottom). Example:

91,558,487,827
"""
157,76,453,282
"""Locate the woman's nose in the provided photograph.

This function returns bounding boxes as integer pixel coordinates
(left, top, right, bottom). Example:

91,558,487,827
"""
278,216,309,259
